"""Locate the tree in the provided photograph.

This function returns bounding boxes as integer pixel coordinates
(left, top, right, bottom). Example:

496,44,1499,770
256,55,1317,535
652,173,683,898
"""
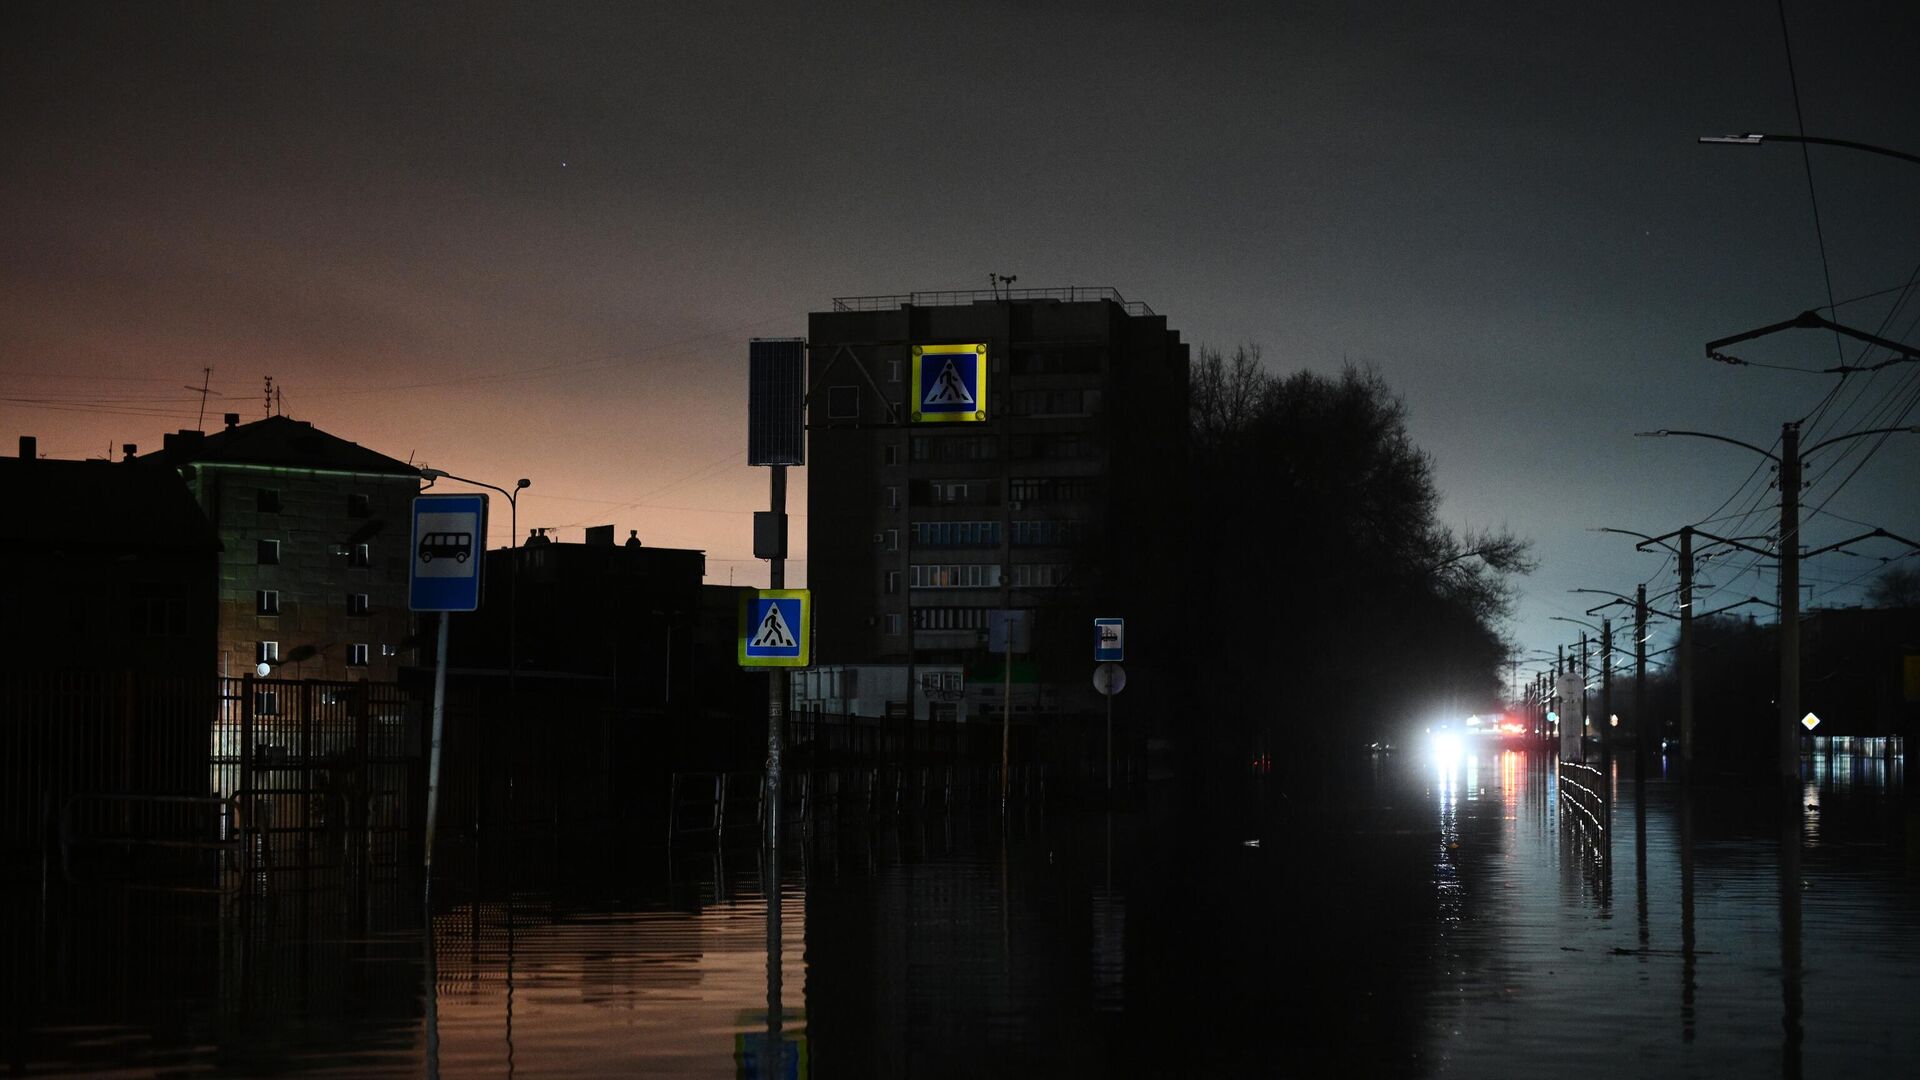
1184,350,1533,779
1866,563,1920,608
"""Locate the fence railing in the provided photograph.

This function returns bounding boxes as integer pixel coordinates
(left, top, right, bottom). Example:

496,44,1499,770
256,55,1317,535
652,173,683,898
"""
830,286,1154,317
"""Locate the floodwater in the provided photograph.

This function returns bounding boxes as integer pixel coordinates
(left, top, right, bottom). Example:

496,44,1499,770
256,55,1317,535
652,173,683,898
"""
6,747,1918,1077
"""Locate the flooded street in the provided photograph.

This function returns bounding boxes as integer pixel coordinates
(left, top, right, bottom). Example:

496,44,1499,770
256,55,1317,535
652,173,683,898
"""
8,747,1918,1077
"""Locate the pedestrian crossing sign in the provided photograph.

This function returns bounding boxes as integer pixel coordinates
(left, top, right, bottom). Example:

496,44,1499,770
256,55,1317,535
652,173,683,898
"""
911,343,988,423
740,589,812,667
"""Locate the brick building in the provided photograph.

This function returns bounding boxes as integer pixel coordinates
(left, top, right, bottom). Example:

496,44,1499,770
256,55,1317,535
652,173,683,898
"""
139,414,421,680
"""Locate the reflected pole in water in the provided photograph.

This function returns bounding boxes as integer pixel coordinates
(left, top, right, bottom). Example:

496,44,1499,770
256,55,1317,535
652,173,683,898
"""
1780,791,1804,1080
765,831,783,1076
1633,772,1649,952
1680,785,1696,1042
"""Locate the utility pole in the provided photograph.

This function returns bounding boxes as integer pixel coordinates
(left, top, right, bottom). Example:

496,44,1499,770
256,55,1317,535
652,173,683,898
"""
1579,633,1589,746
1600,618,1613,771
1776,421,1800,787
1634,585,1647,779
1678,528,1694,779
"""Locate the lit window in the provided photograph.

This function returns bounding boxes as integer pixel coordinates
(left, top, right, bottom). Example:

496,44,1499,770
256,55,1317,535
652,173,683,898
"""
348,643,369,666
256,590,279,615
257,539,280,565
257,640,279,664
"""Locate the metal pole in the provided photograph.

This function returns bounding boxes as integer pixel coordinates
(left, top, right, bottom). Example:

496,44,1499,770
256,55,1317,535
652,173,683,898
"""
1679,527,1695,779
1002,647,1011,814
1778,421,1801,787
1104,690,1114,794
1579,633,1589,744
424,611,450,907
767,465,787,854
1601,618,1614,771
1634,584,1647,777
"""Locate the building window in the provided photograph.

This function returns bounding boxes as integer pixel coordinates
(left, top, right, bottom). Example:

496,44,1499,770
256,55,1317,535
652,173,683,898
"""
884,443,901,466
1013,563,1070,588
911,435,997,462
1013,388,1101,417
349,643,369,666
257,640,279,665
254,689,280,715
256,590,279,615
913,521,1000,548
827,385,860,420
1013,519,1087,546
885,614,903,636
257,539,280,565
885,529,898,552
349,493,371,518
348,593,371,616
350,543,370,568
887,358,902,383
257,488,282,513
911,606,992,630
886,485,899,509
885,571,900,594
910,563,1002,589
381,643,398,657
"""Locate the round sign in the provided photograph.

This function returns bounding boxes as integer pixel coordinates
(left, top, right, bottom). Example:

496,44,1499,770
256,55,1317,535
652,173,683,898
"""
255,662,272,678
1093,662,1126,696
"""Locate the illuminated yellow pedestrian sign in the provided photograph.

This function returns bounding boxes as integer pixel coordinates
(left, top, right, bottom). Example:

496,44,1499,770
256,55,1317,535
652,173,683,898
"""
911,343,987,423
740,589,812,667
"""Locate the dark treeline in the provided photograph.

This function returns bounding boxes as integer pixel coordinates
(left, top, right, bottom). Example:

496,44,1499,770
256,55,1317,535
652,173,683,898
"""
1181,345,1533,787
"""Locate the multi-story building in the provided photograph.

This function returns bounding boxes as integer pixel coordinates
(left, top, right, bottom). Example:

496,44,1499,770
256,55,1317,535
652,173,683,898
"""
801,287,1189,727
140,414,421,680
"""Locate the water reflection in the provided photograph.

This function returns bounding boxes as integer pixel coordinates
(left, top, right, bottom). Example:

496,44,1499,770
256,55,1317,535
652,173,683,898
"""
7,747,1920,1076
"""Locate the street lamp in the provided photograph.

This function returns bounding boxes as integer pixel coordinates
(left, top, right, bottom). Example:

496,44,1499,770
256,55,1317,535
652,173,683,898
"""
1698,132,1920,169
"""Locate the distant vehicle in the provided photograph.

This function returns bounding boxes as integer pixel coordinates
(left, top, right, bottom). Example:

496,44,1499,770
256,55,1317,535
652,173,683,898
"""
417,531,472,564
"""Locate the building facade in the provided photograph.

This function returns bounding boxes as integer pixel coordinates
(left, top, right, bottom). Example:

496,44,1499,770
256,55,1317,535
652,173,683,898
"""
140,414,421,681
802,287,1189,724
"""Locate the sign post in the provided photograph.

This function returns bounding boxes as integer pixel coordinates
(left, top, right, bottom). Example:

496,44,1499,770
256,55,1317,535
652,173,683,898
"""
410,493,487,908
1093,618,1125,793
749,336,806,1076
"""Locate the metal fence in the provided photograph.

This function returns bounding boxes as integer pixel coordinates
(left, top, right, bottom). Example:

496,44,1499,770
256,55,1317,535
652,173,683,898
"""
2,669,211,872
212,675,420,920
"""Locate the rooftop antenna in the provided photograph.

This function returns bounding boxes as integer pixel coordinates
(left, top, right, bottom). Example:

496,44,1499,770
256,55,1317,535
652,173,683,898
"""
264,375,273,419
187,366,212,432
275,384,283,416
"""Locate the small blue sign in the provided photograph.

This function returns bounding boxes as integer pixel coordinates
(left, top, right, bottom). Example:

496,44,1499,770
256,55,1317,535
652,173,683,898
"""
410,494,487,612
740,589,811,667
1094,617,1124,662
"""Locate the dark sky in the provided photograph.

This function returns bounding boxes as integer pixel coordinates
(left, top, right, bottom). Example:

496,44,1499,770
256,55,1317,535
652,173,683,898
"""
5,1,1918,680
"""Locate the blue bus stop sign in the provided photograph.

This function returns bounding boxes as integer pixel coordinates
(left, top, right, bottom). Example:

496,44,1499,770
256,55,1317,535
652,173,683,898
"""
410,494,487,612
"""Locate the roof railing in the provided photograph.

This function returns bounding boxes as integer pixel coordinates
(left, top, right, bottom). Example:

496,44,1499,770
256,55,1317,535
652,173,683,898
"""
830,286,1154,317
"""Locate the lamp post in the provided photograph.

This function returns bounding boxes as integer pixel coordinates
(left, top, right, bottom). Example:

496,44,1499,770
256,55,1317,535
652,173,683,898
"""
1638,425,1919,785
1698,132,1920,169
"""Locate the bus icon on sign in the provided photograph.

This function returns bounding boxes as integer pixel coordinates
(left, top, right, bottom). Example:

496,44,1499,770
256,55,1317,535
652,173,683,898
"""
417,532,472,564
